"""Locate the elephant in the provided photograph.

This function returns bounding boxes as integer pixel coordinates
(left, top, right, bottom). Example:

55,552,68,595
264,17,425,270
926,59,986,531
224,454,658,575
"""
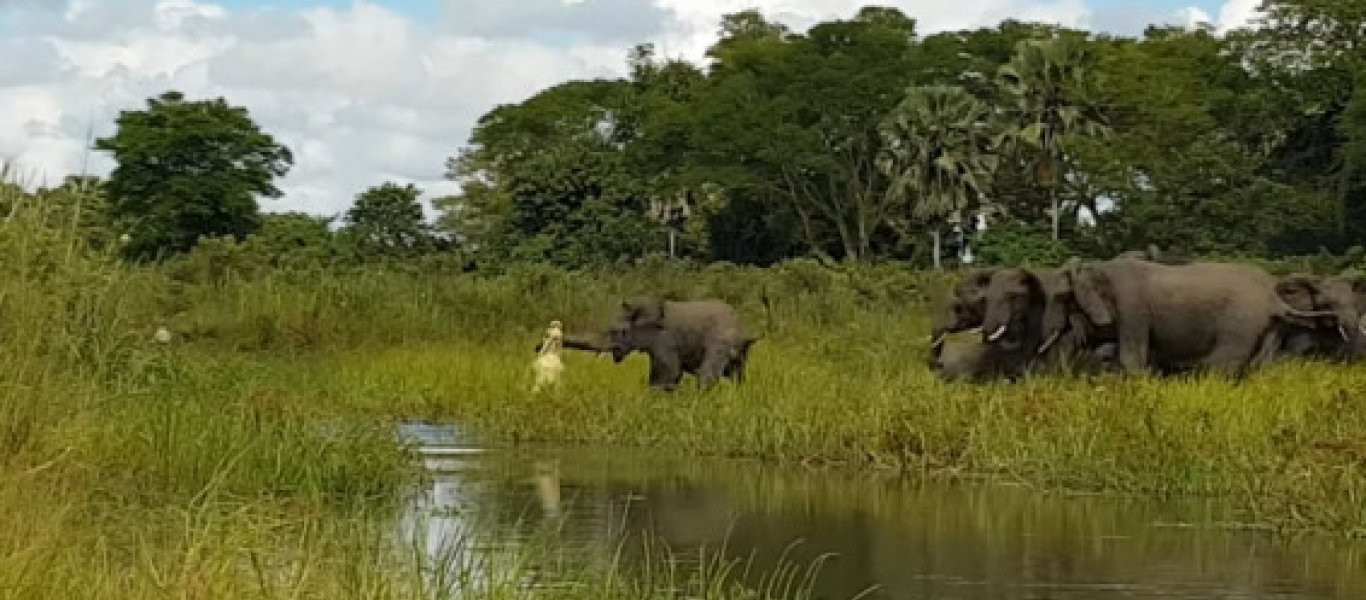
1113,244,1193,265
1063,259,1329,378
928,337,1023,383
929,269,995,357
547,296,758,391
977,265,1118,377
931,248,1186,358
1273,273,1366,362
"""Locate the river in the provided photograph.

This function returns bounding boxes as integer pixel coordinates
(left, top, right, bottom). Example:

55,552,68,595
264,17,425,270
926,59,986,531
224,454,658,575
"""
396,422,1366,599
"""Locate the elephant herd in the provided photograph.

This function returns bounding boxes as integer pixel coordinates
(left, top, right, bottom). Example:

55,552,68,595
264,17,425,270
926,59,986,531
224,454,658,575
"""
929,247,1366,383
540,248,1366,391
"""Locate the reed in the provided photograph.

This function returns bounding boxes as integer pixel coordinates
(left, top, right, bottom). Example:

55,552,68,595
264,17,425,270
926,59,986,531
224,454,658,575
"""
0,177,836,598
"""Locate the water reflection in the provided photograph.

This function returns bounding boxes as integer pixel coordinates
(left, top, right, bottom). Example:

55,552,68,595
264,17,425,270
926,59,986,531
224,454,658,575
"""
397,422,1366,600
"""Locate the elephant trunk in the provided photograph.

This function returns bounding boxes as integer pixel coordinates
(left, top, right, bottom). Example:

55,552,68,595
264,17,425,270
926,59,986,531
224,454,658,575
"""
537,334,608,355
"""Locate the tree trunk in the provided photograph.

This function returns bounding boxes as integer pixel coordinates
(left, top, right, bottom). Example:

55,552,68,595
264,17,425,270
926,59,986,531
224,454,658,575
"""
1050,185,1060,241
931,229,942,270
667,228,676,258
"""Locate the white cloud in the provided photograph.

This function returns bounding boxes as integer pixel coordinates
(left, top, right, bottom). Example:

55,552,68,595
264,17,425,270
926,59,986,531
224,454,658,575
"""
0,0,1196,219
1212,0,1261,32
1174,0,1261,33
1176,6,1213,29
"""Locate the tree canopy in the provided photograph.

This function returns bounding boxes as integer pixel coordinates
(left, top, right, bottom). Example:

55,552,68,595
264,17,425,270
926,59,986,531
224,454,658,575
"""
95,91,292,259
81,3,1366,269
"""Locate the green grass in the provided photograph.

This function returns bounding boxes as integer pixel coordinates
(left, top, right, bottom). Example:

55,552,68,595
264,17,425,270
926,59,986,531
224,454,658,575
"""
0,178,840,598
5,176,1366,598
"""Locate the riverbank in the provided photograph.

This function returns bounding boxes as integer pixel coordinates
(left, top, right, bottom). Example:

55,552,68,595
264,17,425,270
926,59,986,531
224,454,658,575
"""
0,196,822,597
5,195,1366,597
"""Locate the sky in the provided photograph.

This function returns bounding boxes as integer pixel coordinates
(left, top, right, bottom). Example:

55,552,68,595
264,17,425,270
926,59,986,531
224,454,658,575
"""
0,0,1262,220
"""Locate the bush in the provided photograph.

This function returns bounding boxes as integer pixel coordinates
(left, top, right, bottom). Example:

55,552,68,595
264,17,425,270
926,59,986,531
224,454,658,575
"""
971,220,1073,267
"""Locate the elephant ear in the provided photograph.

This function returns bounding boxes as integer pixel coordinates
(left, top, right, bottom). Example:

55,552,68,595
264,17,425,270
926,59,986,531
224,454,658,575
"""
1067,265,1115,328
1346,274,1366,299
626,296,666,327
1275,275,1320,311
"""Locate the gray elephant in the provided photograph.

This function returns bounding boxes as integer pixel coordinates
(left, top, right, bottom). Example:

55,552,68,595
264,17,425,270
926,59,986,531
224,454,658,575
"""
929,269,995,356
928,337,1022,383
1064,259,1327,378
1113,244,1193,265
977,265,1118,376
549,296,757,391
1274,273,1366,362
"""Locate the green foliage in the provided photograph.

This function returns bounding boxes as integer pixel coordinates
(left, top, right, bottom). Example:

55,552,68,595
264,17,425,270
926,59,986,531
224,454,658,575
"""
95,91,293,260
996,35,1109,240
342,182,437,260
879,84,1001,267
429,7,1366,266
970,219,1071,266
248,211,345,269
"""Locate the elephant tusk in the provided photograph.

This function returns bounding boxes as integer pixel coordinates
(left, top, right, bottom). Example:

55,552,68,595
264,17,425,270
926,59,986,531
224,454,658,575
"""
1037,330,1062,355
931,333,945,348
1339,324,1350,341
987,325,1006,343
966,325,983,334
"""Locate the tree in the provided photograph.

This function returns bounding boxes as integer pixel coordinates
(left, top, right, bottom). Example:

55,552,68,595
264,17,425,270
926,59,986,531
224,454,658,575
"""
997,36,1108,241
879,85,1001,269
95,91,293,259
1228,0,1366,247
243,212,343,269
691,8,920,262
342,183,435,259
442,78,666,267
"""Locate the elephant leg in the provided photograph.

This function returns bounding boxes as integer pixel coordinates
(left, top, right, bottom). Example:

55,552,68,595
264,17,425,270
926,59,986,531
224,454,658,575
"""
1200,334,1259,380
1247,326,1285,371
1116,318,1152,375
647,353,682,392
696,346,732,390
722,357,745,383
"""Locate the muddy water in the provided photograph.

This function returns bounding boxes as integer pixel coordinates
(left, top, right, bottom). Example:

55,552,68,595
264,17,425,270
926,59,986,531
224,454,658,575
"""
396,422,1366,599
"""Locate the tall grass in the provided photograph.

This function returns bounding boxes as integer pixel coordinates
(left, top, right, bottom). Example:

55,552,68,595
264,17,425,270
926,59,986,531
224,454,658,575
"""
7,170,1366,597
0,176,835,597
156,248,1366,536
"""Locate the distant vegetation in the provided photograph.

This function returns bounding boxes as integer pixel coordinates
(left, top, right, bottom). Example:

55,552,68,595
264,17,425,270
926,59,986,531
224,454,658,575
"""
5,0,1361,273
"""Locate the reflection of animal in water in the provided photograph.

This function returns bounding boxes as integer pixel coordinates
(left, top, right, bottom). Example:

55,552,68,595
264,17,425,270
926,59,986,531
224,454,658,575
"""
533,460,561,519
531,320,565,393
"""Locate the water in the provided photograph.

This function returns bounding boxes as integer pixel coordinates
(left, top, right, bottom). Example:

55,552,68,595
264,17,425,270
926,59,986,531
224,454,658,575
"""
396,422,1366,599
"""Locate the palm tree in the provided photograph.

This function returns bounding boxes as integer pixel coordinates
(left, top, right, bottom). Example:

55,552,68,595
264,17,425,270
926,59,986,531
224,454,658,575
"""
878,85,1001,269
997,36,1109,241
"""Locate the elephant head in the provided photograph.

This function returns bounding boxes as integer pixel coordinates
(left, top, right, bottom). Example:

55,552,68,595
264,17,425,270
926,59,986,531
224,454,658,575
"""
1064,262,1118,332
1275,274,1366,346
930,269,995,351
606,296,668,363
979,267,1049,353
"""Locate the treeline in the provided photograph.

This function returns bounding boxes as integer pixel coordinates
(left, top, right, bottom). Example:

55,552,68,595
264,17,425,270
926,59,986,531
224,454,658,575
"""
6,0,1364,272
446,0,1366,268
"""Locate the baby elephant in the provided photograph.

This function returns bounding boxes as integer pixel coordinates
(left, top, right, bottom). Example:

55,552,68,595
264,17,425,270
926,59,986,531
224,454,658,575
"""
929,337,1021,383
543,296,758,391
